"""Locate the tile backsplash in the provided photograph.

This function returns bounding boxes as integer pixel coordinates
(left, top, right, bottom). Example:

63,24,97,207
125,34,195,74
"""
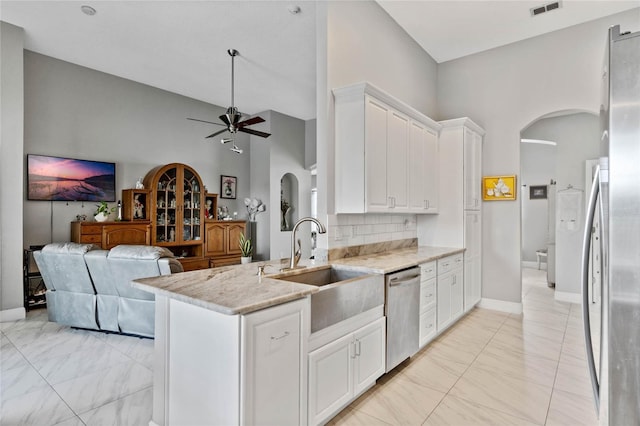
327,214,418,248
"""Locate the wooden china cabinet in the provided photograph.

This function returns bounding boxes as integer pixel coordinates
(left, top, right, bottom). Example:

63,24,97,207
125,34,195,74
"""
143,163,208,271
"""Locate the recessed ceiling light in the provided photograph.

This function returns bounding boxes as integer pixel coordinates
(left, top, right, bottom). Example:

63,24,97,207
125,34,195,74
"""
81,5,97,16
288,5,301,15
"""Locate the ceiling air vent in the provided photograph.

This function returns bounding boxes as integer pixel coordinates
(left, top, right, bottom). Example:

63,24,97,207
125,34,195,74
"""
530,1,562,17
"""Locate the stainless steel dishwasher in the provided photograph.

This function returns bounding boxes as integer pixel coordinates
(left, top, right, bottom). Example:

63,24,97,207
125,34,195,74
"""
385,266,420,372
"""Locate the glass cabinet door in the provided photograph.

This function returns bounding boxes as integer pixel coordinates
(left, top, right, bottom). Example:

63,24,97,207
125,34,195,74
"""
182,169,202,242
155,168,178,243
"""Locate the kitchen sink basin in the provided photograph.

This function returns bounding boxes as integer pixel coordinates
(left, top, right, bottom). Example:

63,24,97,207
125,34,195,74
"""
273,266,384,333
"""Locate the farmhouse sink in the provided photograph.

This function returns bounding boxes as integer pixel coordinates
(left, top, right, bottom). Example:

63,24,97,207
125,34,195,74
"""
273,266,384,333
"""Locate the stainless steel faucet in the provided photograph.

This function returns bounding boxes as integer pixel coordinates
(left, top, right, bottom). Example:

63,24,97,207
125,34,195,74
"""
285,217,327,270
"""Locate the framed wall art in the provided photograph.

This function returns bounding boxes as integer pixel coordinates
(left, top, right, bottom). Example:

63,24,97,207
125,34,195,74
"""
482,175,517,201
529,185,548,200
220,175,237,199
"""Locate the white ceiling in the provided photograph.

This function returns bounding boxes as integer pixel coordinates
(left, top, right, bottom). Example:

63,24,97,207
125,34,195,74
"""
1,1,638,121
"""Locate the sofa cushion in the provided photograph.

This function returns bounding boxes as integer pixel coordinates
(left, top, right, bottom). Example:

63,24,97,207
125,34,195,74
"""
42,242,96,255
108,245,174,260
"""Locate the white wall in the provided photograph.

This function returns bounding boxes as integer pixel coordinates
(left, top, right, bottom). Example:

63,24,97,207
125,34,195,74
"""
522,113,599,295
316,0,439,256
23,52,251,246
0,22,25,319
437,9,640,306
520,142,556,262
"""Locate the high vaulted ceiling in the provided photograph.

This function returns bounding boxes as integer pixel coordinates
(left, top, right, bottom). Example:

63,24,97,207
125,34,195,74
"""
1,1,638,120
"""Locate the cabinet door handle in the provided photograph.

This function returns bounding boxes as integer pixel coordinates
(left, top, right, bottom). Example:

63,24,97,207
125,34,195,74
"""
355,339,361,357
271,331,290,341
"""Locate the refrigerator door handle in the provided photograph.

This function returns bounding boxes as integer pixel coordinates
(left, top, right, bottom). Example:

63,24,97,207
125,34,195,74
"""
581,166,600,412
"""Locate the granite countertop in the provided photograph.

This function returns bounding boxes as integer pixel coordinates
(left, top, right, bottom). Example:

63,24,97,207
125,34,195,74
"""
132,245,464,315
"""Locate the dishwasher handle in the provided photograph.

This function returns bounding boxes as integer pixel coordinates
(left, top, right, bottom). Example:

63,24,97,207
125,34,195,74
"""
389,275,421,286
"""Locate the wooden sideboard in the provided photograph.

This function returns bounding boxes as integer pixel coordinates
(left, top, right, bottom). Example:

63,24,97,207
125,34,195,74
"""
205,220,247,267
70,221,151,250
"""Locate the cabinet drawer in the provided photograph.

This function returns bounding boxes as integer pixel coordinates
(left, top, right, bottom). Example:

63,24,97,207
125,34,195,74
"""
419,307,437,347
81,224,103,235
420,280,436,312
420,261,436,281
438,253,463,275
80,234,102,244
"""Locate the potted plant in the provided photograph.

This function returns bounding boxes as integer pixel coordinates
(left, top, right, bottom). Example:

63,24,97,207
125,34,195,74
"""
239,233,253,264
94,201,115,222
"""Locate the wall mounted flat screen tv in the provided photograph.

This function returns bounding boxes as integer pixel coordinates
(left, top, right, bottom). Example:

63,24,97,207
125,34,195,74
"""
27,154,116,201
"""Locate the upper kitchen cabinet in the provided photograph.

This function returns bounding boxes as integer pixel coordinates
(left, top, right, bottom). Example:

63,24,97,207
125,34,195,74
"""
334,82,441,214
463,127,483,210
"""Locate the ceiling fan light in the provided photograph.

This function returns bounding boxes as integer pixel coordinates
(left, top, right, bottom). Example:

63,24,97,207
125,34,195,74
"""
221,138,233,144
230,145,243,154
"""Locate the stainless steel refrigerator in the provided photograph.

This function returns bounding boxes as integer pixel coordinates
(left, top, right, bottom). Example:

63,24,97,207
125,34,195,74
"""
581,24,640,425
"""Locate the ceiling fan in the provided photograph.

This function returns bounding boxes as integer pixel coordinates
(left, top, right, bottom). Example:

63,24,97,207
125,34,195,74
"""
188,49,271,154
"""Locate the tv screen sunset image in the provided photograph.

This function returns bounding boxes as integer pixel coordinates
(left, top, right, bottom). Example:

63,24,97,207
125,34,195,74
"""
27,155,116,201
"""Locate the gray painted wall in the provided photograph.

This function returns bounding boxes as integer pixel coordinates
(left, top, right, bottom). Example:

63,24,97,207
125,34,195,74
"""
520,142,556,262
0,22,25,316
23,52,251,247
437,9,639,307
522,112,599,295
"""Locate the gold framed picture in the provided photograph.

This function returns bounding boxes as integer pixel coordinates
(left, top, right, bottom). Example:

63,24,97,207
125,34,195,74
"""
482,175,517,201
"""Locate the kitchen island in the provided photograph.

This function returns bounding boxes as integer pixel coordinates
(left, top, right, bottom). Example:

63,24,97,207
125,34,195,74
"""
133,245,465,426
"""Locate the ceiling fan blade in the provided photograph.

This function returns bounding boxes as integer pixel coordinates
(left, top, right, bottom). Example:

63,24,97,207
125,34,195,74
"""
219,114,230,126
205,128,229,139
239,127,271,138
237,116,265,128
187,117,225,126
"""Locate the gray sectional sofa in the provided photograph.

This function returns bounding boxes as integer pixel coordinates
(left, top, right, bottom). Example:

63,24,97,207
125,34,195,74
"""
34,242,183,337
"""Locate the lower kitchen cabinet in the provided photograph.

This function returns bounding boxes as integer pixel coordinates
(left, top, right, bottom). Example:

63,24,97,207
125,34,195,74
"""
436,254,464,332
154,296,309,426
308,317,385,426
419,260,437,348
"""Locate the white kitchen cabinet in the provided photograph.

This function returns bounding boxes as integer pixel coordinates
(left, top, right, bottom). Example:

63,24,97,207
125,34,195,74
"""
463,128,483,210
417,118,484,315
154,296,309,426
409,121,439,213
464,210,482,311
419,261,437,347
334,82,441,214
437,254,464,332
308,317,385,426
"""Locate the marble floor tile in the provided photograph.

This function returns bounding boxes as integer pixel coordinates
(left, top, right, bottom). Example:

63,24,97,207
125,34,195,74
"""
554,353,593,398
52,360,152,414
35,343,133,385
0,361,50,401
488,325,563,362
471,342,558,388
423,394,541,426
0,335,30,373
326,406,393,426
546,388,598,426
355,375,445,425
12,328,106,368
53,416,86,426
499,316,565,343
399,350,467,393
0,386,76,426
79,386,153,426
449,364,553,425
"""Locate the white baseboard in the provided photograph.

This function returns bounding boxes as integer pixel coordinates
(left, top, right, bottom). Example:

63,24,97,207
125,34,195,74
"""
0,307,26,322
555,291,581,304
478,298,523,314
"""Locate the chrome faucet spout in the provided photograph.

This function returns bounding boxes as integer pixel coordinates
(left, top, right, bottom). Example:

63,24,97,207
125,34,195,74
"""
287,217,327,270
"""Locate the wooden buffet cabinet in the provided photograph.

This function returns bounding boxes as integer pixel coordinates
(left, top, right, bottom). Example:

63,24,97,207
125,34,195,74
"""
71,221,151,250
205,220,246,267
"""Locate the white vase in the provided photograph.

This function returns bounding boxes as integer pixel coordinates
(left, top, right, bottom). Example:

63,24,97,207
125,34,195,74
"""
94,212,109,222
240,256,252,264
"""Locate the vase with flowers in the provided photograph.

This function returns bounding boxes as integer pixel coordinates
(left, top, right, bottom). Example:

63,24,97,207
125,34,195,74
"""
281,198,291,231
